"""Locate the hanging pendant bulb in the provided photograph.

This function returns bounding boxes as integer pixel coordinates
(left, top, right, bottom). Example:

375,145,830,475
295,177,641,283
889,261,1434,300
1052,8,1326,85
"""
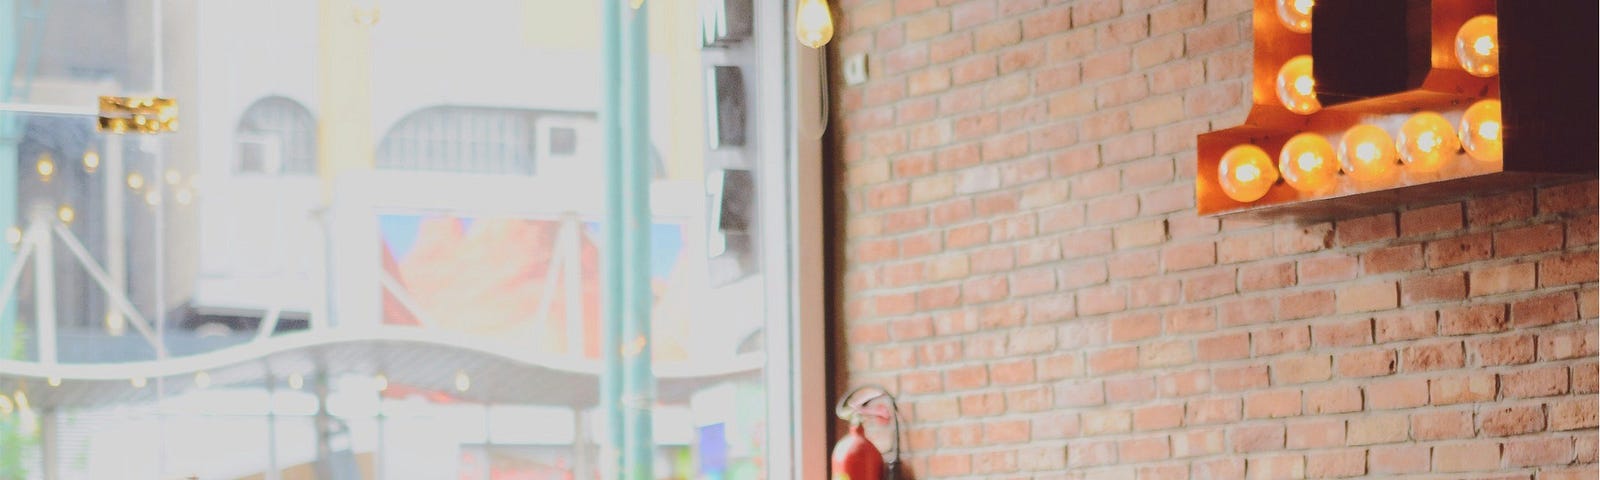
796,0,835,49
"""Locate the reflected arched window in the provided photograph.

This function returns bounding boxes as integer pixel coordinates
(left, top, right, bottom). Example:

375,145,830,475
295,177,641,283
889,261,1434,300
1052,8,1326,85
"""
235,96,317,175
377,106,541,175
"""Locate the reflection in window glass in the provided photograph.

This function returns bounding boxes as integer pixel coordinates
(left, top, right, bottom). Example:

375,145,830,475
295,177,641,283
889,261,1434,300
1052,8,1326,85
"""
0,1,776,479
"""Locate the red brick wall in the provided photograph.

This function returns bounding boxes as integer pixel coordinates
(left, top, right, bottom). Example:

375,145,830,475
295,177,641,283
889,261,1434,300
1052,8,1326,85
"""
827,0,1599,478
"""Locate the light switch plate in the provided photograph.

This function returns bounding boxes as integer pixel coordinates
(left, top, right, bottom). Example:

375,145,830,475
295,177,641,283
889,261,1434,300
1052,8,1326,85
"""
842,53,869,86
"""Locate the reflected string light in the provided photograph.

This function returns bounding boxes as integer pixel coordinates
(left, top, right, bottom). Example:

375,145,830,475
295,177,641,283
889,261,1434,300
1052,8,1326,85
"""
145,190,162,206
375,374,389,392
5,226,20,246
455,371,471,393
127,172,146,191
1459,99,1503,163
57,205,75,224
165,169,182,186
131,377,147,388
1278,133,1338,194
36,154,55,180
176,188,194,206
1276,0,1314,33
195,371,212,389
0,394,11,416
13,391,27,411
47,377,60,387
83,151,100,173
105,311,127,337
1397,112,1460,173
1339,124,1399,183
288,373,305,390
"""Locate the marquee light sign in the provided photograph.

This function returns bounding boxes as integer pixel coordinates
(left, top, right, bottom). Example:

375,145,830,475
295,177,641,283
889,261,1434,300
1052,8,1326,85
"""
1196,0,1597,219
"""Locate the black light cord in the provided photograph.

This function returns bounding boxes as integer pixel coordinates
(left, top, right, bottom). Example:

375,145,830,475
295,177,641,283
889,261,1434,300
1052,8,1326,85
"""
835,384,902,479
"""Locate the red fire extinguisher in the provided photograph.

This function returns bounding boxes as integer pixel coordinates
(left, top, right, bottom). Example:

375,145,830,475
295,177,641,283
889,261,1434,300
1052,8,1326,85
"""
831,385,901,480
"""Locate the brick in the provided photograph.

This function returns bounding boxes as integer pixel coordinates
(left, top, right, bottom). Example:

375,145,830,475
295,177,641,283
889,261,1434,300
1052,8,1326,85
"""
1287,419,1345,450
1433,442,1501,472
1232,423,1286,453
1505,437,1574,467
1512,292,1580,327
1119,435,1171,463
1538,179,1599,214
1198,333,1251,362
1281,290,1335,320
1399,203,1463,237
1481,404,1545,437
1245,454,1304,480
1366,378,1429,410
1501,366,1569,399
1336,349,1395,378
1305,449,1366,478
1254,325,1310,356
1312,318,1372,348
1245,389,1302,419
1538,326,1598,361
1369,445,1430,474
1186,397,1241,425
1305,385,1363,414
1440,303,1508,335
1540,251,1599,287
1412,410,1474,441
1336,213,1396,246
1431,373,1498,405
1468,190,1535,226
1550,398,1599,431
1469,334,1536,366
1363,244,1424,274
1336,281,1397,314
1495,223,1565,257
1134,403,1185,432
1272,354,1332,385
1400,272,1466,306
1400,341,1465,372
1299,255,1359,284
1470,263,1537,297
1427,232,1493,268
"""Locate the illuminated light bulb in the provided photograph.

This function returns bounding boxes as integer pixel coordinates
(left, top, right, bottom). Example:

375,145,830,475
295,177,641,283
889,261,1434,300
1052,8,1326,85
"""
795,0,835,49
105,311,126,337
455,371,471,392
288,373,305,390
145,190,162,206
375,374,389,392
1338,124,1399,183
131,377,147,388
47,377,60,387
1275,55,1321,115
1276,0,1314,33
36,154,54,179
1459,99,1503,163
195,371,211,389
83,151,100,173
57,205,75,224
1455,15,1498,77
165,169,182,185
127,172,146,191
1218,144,1279,203
1397,112,1460,173
1278,133,1338,194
